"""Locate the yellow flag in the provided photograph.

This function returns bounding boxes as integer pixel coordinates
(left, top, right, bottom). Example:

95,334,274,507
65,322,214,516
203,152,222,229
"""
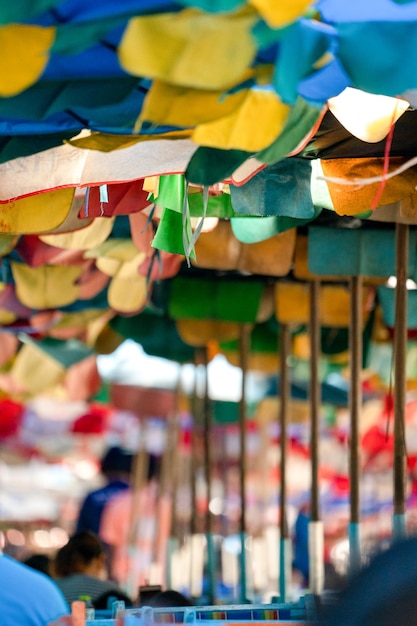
40,217,115,250
95,257,122,277
108,257,148,314
11,343,64,395
0,189,74,234
0,234,17,255
0,24,55,96
67,129,191,152
249,0,312,27
11,262,82,309
275,282,311,325
84,239,141,263
85,313,122,353
118,9,257,90
192,89,290,151
176,319,240,347
53,309,109,333
275,282,370,327
139,79,248,128
143,177,160,195
0,309,16,325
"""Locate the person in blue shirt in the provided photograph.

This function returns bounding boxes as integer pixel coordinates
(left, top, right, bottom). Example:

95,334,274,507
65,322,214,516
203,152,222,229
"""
292,505,310,587
76,446,133,537
0,553,69,626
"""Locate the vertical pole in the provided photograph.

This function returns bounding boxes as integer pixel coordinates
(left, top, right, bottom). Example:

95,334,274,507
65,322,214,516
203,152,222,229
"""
393,222,409,541
279,323,291,602
349,275,363,575
126,434,148,598
188,352,207,600
202,346,216,603
190,355,199,539
238,323,251,603
188,356,199,598
159,411,180,590
309,280,324,596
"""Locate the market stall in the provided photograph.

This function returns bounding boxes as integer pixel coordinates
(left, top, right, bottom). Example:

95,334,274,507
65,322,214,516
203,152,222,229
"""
2,1,417,617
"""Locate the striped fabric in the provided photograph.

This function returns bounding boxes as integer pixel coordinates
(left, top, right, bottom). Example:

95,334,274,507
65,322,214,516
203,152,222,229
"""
53,573,125,605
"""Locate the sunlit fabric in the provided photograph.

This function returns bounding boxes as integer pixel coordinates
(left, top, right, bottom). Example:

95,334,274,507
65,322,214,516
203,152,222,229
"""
249,0,312,28
118,9,258,90
0,190,75,234
192,88,290,151
0,24,55,96
0,0,416,399
139,80,248,128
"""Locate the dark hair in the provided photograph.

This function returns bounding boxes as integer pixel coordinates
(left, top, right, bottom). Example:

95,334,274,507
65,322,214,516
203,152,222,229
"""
54,531,104,577
147,454,160,481
147,590,193,608
93,589,133,610
100,446,133,476
23,553,51,576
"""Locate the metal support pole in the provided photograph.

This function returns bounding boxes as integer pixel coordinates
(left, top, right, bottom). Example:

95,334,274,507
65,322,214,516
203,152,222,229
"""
393,222,409,541
348,275,363,575
279,323,291,602
202,346,216,603
309,279,324,595
238,323,251,603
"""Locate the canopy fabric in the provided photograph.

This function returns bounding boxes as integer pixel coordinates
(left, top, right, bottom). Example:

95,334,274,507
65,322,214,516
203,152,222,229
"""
308,225,417,278
192,219,297,275
110,383,177,417
176,319,241,347
168,276,265,323
0,2,416,400
274,282,375,327
0,139,198,202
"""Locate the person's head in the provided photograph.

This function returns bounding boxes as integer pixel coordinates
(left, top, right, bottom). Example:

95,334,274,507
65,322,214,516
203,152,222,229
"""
100,446,133,480
23,553,51,576
53,531,106,580
146,589,193,608
321,537,417,626
93,589,133,610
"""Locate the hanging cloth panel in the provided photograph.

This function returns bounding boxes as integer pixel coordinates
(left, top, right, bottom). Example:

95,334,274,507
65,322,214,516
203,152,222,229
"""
168,276,264,323
308,226,416,278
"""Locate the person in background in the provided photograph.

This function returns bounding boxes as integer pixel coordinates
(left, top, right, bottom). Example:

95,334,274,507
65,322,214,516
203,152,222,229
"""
0,551,69,626
292,504,310,588
23,553,52,577
146,589,193,608
52,530,133,609
99,454,165,594
75,446,133,537
319,536,417,625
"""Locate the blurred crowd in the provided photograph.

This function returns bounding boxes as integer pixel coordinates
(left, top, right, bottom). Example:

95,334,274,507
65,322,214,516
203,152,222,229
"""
1,446,191,626
6,444,417,626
